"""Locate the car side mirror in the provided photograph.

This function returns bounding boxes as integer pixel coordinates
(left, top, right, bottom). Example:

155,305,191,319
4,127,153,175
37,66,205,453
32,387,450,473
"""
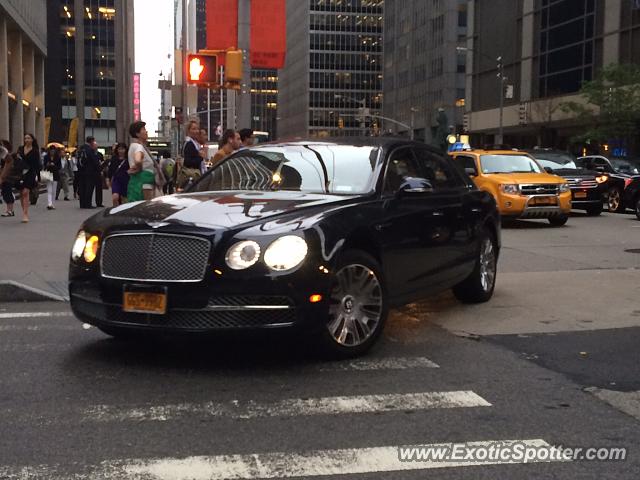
544,166,554,174
464,167,477,177
396,177,434,197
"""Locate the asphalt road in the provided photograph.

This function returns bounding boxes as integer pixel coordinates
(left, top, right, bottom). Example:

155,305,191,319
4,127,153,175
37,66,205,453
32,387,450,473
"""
0,202,639,479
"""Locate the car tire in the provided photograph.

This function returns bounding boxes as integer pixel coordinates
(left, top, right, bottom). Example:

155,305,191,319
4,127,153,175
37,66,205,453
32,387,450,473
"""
548,214,569,226
317,250,388,359
585,205,603,216
608,187,624,213
635,197,640,221
452,229,497,304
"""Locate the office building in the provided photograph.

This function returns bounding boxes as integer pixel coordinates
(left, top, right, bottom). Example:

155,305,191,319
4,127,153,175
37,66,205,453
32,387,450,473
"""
383,0,468,142
464,0,640,148
0,0,47,148
278,0,384,138
46,0,135,147
193,0,279,141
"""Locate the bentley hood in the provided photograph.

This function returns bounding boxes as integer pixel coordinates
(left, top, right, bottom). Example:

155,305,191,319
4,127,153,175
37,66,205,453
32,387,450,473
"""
95,191,355,230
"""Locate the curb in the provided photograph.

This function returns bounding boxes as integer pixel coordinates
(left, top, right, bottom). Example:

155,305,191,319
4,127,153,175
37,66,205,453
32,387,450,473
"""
0,281,67,303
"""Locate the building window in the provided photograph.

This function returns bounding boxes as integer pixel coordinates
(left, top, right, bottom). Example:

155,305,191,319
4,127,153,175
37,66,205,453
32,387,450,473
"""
537,0,596,97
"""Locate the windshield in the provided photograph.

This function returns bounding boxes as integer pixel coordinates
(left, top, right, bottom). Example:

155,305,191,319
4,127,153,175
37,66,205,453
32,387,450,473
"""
479,154,543,174
192,144,380,195
611,158,640,175
536,159,578,170
528,151,577,167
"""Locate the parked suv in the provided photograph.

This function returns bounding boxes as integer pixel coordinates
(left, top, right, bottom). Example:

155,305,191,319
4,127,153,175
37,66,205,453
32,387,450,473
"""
450,150,571,226
576,155,640,213
524,149,607,216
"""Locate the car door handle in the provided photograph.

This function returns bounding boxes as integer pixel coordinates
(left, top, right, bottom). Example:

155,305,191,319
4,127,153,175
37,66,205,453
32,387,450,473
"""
431,211,445,217
471,207,482,213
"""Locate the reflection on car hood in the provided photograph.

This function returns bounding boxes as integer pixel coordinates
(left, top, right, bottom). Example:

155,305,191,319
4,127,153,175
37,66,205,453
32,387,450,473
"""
105,191,354,229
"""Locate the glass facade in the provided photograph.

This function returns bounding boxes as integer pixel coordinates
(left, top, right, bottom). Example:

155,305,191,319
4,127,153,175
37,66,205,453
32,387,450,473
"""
251,70,278,139
536,0,596,97
384,0,466,140
308,0,384,137
196,0,279,141
60,0,118,143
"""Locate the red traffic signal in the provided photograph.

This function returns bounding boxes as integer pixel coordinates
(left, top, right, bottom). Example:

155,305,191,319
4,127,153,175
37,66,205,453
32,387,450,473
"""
187,54,217,84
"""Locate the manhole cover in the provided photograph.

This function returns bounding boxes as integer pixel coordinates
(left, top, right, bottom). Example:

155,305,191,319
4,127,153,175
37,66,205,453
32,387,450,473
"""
624,249,640,254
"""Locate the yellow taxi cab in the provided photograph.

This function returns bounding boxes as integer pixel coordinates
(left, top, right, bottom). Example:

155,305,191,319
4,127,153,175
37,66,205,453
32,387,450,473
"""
450,150,572,226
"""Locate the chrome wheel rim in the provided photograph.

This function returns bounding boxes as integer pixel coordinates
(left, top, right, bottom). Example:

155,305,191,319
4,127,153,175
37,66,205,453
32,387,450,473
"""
327,264,382,347
609,190,620,211
479,238,496,292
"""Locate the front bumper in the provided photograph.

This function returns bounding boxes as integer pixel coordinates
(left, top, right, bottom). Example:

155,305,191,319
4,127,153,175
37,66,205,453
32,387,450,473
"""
70,281,331,334
497,192,572,218
569,186,604,208
69,245,335,334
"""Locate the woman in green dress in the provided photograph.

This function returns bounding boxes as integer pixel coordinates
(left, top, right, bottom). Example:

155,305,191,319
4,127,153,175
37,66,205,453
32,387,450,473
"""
127,121,160,202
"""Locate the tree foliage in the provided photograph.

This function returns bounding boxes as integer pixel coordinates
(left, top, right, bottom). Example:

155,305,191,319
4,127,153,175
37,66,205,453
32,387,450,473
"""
560,63,640,146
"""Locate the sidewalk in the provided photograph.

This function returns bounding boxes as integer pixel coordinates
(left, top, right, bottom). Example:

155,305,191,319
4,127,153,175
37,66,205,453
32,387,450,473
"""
0,192,107,300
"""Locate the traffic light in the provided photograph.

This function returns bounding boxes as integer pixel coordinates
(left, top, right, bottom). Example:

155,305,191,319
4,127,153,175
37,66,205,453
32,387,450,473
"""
463,114,470,132
224,49,243,90
187,53,217,85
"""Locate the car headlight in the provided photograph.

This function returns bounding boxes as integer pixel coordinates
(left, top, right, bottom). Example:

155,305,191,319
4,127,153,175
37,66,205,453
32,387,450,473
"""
596,175,608,184
83,235,100,263
264,235,308,271
71,231,87,260
559,183,570,193
225,240,261,270
500,184,519,194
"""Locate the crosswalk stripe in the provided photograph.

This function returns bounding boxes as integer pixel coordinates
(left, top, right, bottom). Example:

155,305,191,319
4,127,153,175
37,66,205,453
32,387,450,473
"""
0,343,73,352
122,439,567,479
0,439,566,479
83,391,490,422
0,325,81,332
0,312,73,319
319,356,439,370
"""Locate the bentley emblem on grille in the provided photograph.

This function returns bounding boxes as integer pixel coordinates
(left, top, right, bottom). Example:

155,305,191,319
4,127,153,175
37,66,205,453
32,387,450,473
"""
148,221,169,229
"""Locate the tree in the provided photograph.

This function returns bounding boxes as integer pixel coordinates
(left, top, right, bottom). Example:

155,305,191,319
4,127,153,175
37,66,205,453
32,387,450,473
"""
560,63,640,154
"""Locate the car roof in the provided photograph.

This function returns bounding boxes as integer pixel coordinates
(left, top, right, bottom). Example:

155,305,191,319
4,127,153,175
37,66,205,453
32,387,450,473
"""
450,149,532,156
258,137,444,154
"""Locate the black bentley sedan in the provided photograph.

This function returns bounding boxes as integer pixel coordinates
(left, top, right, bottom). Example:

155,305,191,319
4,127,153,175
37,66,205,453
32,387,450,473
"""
69,139,500,357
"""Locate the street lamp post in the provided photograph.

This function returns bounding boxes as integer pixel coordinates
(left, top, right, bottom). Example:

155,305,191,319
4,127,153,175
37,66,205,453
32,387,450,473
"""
457,46,506,144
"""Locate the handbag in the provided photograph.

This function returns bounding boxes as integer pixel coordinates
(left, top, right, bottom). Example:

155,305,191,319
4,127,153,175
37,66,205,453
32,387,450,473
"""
40,170,54,183
176,167,201,189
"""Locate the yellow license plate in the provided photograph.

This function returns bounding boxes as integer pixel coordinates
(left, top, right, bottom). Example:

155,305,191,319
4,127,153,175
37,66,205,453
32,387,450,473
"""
575,192,587,198
123,292,167,314
531,196,557,206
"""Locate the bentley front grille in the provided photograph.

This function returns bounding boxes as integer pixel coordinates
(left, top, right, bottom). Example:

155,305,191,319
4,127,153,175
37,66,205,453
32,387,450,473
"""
101,233,211,282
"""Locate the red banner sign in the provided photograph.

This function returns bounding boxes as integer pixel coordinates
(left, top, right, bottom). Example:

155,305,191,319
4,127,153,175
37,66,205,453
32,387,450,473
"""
250,0,286,69
132,73,141,122
207,0,239,65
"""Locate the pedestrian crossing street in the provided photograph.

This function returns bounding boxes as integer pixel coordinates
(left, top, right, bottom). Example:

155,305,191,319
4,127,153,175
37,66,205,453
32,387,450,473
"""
0,309,577,479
